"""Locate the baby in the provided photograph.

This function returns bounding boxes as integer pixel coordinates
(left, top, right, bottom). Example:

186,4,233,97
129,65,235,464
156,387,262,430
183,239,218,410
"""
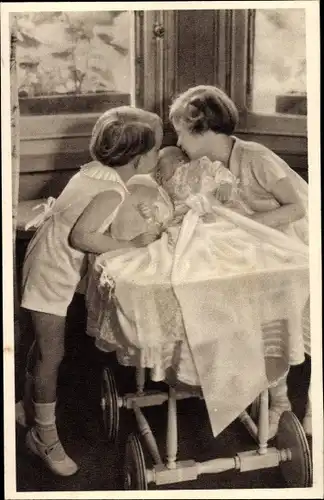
110,175,172,242
110,146,253,241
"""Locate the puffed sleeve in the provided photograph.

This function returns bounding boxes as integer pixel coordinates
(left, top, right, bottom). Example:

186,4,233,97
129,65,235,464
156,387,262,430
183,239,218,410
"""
250,146,288,192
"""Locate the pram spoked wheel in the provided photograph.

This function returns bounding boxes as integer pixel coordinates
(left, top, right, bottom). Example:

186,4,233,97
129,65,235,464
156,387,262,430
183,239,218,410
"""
124,433,148,490
101,367,119,442
277,410,312,487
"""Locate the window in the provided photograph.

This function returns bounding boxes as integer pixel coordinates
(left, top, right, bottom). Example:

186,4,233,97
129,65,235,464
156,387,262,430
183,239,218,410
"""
14,11,133,115
251,9,306,116
139,8,308,140
230,9,307,136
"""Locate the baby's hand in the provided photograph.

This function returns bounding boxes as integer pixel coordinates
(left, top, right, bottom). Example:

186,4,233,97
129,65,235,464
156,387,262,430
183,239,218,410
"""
137,202,155,221
213,181,233,203
131,228,161,248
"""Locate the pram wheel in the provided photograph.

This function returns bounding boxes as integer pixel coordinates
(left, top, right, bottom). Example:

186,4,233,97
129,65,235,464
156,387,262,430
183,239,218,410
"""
124,433,148,490
277,410,312,487
101,367,119,442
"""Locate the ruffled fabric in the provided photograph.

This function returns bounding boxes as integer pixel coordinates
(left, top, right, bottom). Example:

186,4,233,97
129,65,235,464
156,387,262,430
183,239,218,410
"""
80,161,127,186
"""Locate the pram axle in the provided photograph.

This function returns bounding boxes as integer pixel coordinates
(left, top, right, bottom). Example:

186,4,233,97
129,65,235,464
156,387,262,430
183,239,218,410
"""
101,366,312,489
146,448,291,486
134,385,289,486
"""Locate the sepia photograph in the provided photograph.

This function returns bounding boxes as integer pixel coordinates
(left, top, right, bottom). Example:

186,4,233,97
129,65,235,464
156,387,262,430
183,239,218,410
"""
1,1,322,498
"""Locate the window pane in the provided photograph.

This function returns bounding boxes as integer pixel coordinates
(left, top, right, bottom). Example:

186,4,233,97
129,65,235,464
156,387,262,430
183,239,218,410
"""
251,9,307,116
15,11,133,104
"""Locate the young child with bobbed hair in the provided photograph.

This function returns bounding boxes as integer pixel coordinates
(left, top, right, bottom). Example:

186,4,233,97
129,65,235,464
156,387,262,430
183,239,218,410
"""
17,106,163,476
168,84,310,439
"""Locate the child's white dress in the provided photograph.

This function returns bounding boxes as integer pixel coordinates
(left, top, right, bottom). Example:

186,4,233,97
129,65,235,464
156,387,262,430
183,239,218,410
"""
21,161,128,317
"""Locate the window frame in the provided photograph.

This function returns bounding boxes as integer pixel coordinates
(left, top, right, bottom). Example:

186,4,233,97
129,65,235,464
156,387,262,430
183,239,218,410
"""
134,10,178,123
18,10,136,143
18,9,308,155
230,9,307,138
138,9,307,141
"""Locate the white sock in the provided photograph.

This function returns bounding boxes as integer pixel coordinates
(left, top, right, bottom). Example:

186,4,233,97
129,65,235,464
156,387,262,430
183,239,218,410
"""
33,401,59,445
268,377,291,439
303,384,312,435
269,377,291,411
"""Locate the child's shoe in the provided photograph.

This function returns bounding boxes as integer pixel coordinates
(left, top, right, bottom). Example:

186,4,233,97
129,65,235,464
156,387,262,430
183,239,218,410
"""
26,427,79,476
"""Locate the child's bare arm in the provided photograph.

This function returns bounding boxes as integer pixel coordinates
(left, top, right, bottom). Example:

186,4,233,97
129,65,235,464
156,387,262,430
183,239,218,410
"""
71,190,161,253
70,191,134,254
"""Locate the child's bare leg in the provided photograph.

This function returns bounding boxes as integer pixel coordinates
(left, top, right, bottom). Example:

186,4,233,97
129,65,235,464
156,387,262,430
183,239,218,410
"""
25,311,78,476
15,341,35,427
32,311,65,403
302,378,312,436
268,373,291,439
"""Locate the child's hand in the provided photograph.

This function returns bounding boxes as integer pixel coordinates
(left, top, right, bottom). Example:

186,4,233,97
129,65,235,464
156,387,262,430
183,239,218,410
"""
213,182,233,203
137,202,154,221
131,228,161,248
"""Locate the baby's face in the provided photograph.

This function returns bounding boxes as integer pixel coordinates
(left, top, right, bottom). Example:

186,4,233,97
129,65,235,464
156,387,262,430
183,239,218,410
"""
155,147,189,185
156,158,178,184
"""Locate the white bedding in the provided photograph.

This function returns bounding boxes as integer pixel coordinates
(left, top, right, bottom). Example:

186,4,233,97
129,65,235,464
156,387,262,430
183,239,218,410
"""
86,201,309,437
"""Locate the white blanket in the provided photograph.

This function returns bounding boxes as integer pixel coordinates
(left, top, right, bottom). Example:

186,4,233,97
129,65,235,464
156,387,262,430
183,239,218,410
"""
87,201,309,437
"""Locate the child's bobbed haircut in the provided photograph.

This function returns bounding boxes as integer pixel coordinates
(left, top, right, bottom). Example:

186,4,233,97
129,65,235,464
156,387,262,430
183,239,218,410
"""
169,85,239,135
90,106,158,167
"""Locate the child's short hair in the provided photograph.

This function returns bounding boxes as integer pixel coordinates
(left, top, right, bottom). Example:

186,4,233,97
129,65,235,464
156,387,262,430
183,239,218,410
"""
90,107,160,167
169,85,239,135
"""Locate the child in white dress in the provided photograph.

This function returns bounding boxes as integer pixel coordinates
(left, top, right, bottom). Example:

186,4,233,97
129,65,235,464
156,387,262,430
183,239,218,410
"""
18,106,163,476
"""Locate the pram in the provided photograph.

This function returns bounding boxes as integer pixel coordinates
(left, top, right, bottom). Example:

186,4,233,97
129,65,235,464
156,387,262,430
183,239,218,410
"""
86,254,312,491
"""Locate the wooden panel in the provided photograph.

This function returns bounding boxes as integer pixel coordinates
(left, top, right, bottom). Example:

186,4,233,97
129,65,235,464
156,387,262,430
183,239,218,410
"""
192,13,217,87
176,10,229,95
19,93,130,116
20,135,93,158
20,151,91,174
161,11,179,122
177,11,197,92
236,132,307,156
237,111,307,138
136,10,179,122
20,113,99,140
19,170,77,201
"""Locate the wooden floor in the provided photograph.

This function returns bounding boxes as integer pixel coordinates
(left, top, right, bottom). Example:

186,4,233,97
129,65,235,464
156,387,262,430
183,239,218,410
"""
15,295,311,492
